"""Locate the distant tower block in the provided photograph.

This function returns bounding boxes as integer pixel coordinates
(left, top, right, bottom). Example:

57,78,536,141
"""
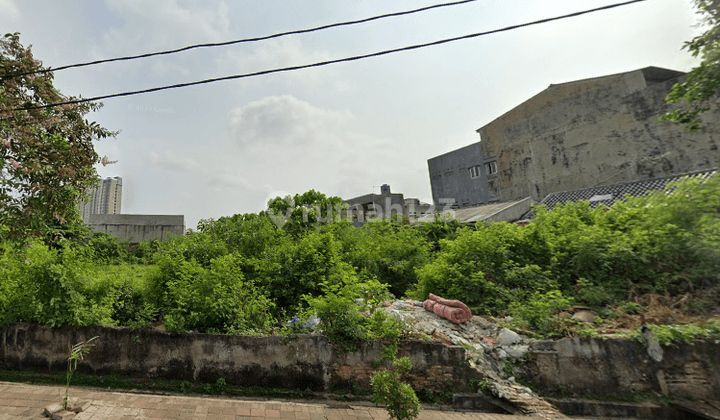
78,176,122,223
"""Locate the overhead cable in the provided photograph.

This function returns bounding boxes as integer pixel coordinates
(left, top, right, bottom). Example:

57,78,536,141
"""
14,0,649,111
1,0,478,80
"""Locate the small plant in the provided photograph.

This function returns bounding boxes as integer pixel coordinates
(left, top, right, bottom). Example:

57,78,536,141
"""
214,377,227,393
179,380,192,393
371,357,421,420
476,377,492,394
63,336,99,410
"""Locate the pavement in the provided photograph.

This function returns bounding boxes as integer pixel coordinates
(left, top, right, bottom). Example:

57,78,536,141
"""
0,382,612,420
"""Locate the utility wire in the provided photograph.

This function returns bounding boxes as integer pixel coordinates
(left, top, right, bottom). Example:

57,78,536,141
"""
15,0,649,111
1,0,478,80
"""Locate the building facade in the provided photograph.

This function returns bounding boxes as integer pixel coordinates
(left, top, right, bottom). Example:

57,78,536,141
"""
79,176,122,222
87,214,184,243
474,67,720,202
427,142,499,208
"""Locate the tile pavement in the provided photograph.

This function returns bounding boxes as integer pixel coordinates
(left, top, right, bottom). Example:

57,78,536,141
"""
0,382,614,420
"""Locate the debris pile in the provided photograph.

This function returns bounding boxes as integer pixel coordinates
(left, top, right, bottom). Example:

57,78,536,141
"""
385,300,565,418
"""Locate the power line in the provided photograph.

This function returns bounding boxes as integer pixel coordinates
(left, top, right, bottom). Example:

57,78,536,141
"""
15,0,649,111
1,0,478,80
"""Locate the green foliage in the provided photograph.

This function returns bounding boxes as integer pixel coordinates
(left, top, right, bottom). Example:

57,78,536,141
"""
371,356,421,420
661,1,720,130
415,215,465,252
84,232,132,264
265,190,345,236
252,231,357,314
0,240,113,326
214,377,227,393
197,212,280,256
0,33,117,242
326,219,430,298
303,278,391,352
475,377,492,395
149,252,274,334
626,319,720,347
0,179,718,342
509,290,573,335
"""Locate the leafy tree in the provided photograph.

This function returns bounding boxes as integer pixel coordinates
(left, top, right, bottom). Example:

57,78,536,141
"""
265,189,345,235
197,212,281,257
661,1,720,130
0,33,116,241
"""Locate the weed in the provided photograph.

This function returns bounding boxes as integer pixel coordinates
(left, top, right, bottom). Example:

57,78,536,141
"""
214,377,227,393
179,380,192,393
63,336,98,410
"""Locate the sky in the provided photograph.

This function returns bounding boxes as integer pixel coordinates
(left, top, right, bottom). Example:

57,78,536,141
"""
0,0,705,229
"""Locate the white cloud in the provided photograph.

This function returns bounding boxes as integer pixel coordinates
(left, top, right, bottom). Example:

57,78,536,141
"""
227,95,351,147
229,36,331,71
148,150,201,172
0,0,20,21
99,0,230,59
216,36,335,87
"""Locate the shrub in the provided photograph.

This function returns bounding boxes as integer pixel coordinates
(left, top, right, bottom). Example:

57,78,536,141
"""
149,253,274,334
509,290,573,335
371,357,421,420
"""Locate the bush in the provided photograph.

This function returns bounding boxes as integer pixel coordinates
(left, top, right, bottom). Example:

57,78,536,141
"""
303,278,391,353
371,357,421,420
0,241,114,327
149,253,274,334
509,290,573,335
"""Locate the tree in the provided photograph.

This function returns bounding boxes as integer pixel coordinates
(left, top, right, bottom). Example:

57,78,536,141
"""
661,1,720,131
0,33,117,241
265,189,345,235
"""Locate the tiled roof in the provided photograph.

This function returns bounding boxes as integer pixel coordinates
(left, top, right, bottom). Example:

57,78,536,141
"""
522,169,718,219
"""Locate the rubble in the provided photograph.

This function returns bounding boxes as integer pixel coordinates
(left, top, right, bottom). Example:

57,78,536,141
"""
385,301,566,418
43,397,90,419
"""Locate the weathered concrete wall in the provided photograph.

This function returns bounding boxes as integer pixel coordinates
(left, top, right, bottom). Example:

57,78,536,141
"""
476,67,720,202
332,340,470,392
87,214,184,243
427,142,499,207
0,323,473,393
522,337,720,401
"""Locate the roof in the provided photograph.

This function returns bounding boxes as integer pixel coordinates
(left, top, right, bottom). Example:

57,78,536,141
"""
414,197,532,225
521,169,718,219
475,66,684,133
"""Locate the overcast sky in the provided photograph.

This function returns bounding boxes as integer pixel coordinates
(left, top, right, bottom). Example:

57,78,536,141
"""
0,0,704,229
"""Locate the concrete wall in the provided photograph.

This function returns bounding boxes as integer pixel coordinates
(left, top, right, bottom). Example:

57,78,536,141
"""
476,67,720,202
522,337,720,401
0,323,473,393
427,142,499,207
87,214,184,243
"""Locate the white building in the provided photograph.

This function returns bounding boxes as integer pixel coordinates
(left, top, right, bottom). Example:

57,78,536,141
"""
79,176,122,222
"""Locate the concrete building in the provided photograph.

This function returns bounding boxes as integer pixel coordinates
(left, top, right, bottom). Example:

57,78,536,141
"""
343,184,406,225
427,142,499,208
79,176,122,222
342,184,436,226
475,67,720,202
87,214,185,243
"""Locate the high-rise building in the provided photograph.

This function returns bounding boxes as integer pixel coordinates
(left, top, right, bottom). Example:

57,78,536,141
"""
79,176,122,222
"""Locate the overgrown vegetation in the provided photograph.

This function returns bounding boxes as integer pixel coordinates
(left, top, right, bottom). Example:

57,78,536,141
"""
0,177,718,340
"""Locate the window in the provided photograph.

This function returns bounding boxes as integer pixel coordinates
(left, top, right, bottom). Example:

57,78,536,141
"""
485,161,497,175
469,165,482,179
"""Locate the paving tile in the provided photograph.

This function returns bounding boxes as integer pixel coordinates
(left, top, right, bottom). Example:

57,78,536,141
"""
0,382,572,420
